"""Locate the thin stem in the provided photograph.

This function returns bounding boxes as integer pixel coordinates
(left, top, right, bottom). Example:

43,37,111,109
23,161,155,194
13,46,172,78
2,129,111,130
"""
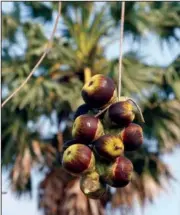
1,2,62,108
95,104,111,118
118,2,125,100
49,3,62,43
1,52,47,108
128,98,145,123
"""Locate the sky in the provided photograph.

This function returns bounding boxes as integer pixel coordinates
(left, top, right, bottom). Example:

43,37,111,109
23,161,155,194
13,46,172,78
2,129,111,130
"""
2,2,180,215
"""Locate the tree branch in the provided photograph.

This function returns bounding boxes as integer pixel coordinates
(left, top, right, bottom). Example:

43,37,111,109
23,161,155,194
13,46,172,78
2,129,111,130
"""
1,2,62,108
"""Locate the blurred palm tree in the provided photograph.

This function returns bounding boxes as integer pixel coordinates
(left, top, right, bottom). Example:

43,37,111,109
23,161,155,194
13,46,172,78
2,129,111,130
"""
2,2,180,215
110,2,180,41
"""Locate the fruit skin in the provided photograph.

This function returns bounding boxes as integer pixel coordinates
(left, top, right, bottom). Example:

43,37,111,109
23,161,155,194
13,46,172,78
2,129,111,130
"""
93,134,124,161
106,100,135,128
63,139,93,152
80,171,107,199
72,114,104,143
82,74,117,109
73,103,91,120
62,144,95,175
120,123,143,151
101,156,133,187
63,139,78,151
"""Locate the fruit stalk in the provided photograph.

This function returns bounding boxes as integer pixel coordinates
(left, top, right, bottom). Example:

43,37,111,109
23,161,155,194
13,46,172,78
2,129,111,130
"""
95,104,111,118
118,2,125,100
127,98,145,123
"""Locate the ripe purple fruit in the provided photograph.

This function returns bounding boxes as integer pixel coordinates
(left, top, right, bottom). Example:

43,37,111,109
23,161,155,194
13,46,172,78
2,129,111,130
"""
72,114,104,143
93,134,124,161
106,100,135,127
63,139,78,151
101,156,133,187
62,144,95,175
73,103,91,120
120,123,143,151
80,171,106,199
82,74,117,109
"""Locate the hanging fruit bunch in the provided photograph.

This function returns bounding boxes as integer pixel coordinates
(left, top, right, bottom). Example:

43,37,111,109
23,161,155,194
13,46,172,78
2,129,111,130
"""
62,74,144,199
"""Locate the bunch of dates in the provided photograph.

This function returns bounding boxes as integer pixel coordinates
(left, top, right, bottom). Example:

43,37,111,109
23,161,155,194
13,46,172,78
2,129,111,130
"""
62,74,143,199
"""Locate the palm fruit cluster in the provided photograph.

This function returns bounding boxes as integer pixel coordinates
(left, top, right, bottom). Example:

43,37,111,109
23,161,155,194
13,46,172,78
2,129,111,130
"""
62,74,143,199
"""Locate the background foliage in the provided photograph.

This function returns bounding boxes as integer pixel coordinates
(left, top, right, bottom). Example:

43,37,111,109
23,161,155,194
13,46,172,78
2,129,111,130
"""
2,2,180,215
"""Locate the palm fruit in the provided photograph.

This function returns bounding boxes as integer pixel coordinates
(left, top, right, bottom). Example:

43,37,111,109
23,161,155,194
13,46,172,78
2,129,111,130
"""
101,156,133,187
62,144,95,175
63,139,78,151
106,100,135,128
73,103,91,120
93,134,124,161
120,123,143,151
72,114,104,143
82,74,117,109
80,171,107,199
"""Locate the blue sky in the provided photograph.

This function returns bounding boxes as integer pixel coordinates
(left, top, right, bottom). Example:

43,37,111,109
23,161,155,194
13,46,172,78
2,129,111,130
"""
2,2,180,215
